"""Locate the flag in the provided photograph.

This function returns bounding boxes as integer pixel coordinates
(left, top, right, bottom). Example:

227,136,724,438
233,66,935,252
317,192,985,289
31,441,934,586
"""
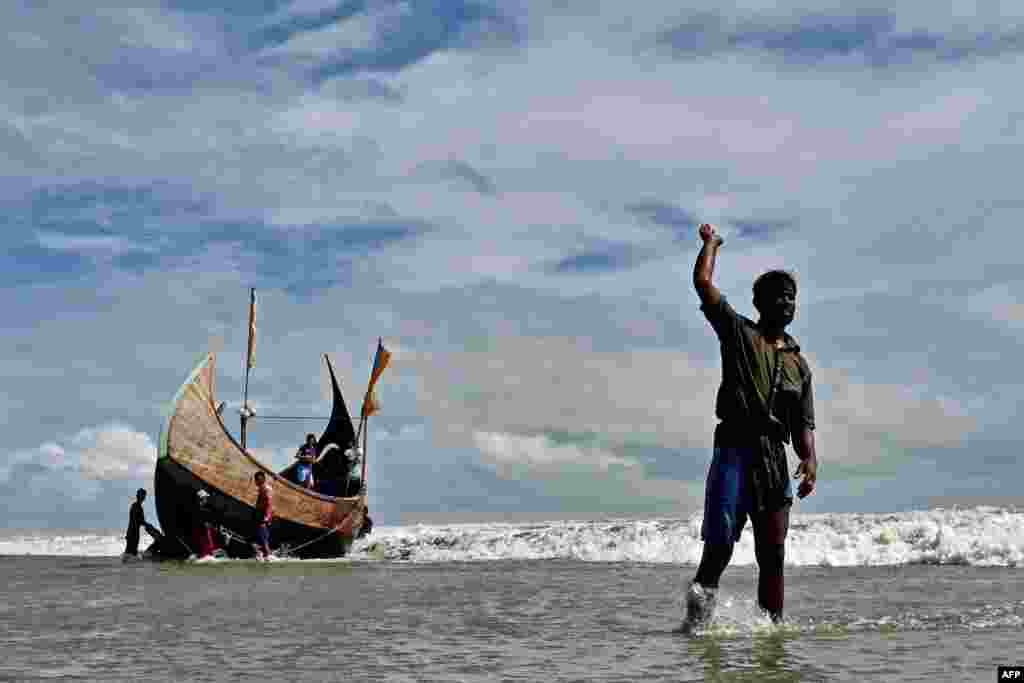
361,338,392,418
245,288,257,369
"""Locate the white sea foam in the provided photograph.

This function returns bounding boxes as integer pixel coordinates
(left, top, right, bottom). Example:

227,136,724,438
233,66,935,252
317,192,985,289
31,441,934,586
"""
0,530,126,557
350,506,1024,567
3,507,1023,566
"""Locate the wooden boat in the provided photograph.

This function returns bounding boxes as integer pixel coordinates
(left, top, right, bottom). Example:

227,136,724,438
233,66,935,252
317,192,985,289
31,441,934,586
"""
153,351,369,559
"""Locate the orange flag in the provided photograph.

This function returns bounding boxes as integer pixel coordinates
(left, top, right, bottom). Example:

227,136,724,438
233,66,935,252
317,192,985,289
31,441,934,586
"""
245,288,257,369
361,338,392,418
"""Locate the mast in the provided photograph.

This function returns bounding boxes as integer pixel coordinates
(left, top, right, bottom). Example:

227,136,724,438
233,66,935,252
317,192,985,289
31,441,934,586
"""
361,413,368,491
240,287,256,450
355,337,389,492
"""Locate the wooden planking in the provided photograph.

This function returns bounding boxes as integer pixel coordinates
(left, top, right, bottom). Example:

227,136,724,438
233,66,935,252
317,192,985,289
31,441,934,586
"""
165,354,364,531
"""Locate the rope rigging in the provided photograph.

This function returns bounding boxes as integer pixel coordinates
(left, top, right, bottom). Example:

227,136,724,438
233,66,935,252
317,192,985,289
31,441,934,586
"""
247,415,332,421
213,512,357,559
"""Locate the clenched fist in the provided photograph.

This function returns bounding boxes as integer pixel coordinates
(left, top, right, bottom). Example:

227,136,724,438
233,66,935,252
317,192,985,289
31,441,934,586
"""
698,223,723,246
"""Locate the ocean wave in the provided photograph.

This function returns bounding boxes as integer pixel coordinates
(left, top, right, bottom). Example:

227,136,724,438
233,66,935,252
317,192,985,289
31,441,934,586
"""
0,531,126,557
3,507,1023,566
351,506,1024,567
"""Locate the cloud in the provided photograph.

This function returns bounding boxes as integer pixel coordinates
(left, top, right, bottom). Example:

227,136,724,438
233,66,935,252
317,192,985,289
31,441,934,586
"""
2,244,95,286
0,183,211,285
728,219,794,241
321,76,404,102
657,11,1024,67
812,363,976,465
627,201,696,240
3,6,223,102
435,160,498,196
93,6,213,52
35,231,148,256
473,430,639,476
292,0,524,82
257,4,382,58
3,173,432,292
966,282,1024,330
1,424,155,488
408,336,720,454
75,425,158,481
215,220,430,296
471,430,701,514
0,427,151,511
548,242,654,275
408,337,977,474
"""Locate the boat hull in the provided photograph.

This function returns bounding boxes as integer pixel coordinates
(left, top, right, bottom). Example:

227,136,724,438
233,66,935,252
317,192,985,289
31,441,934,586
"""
155,457,352,559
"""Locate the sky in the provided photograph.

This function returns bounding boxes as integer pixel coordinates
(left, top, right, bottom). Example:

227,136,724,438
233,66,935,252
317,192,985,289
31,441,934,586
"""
2,1,1022,529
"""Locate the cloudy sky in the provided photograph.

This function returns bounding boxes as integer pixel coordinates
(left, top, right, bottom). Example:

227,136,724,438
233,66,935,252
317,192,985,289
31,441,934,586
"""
2,1,1021,529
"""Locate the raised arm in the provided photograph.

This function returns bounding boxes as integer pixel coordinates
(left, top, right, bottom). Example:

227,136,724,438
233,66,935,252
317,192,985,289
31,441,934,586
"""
693,223,724,306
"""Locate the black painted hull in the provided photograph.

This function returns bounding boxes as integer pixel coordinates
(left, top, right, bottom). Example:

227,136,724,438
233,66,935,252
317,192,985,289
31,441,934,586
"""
155,457,351,560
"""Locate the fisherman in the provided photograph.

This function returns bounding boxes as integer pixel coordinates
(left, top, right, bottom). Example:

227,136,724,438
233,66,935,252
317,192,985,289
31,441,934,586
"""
191,489,219,559
294,433,318,490
124,488,159,557
252,471,273,560
683,222,818,630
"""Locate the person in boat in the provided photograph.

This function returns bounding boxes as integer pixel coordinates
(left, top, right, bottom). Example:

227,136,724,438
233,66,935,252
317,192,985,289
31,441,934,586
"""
252,471,273,560
309,442,344,497
191,489,220,559
684,222,818,629
294,433,318,490
342,445,362,496
124,488,159,557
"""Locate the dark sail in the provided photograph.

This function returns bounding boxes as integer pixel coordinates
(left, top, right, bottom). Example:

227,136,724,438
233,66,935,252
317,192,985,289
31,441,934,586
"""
318,353,356,451
314,354,357,491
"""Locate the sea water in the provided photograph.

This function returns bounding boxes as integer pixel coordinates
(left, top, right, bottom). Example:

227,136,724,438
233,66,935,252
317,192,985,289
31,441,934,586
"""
2,507,1022,682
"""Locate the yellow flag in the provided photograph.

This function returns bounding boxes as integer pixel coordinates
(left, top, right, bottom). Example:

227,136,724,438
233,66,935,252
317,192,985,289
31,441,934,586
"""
361,338,391,418
245,288,257,369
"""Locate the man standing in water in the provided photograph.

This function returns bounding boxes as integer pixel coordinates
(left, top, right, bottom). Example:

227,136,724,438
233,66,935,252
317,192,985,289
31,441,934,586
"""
124,488,158,557
684,223,818,630
252,471,273,561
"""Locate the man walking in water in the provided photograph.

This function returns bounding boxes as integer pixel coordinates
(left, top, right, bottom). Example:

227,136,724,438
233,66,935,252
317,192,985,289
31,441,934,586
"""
683,223,818,630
